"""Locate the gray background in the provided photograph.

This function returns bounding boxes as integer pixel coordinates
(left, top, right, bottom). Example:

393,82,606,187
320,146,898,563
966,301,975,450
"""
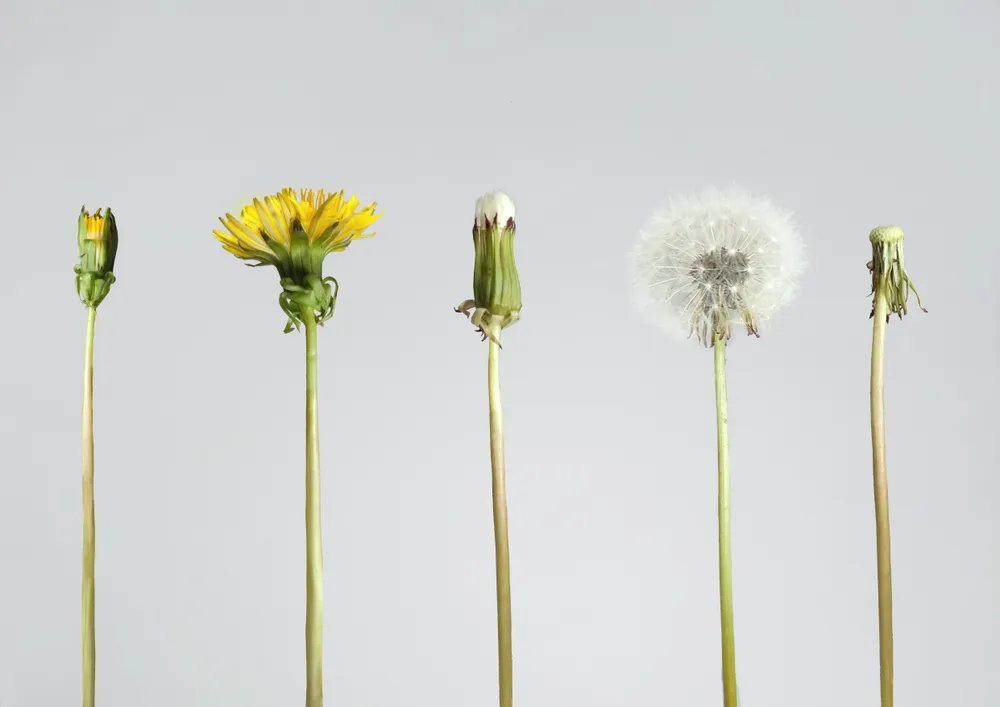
1,0,997,705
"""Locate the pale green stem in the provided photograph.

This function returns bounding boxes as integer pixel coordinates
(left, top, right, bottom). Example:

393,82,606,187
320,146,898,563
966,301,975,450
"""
488,321,513,707
714,336,737,707
870,290,894,707
303,310,324,707
81,305,97,707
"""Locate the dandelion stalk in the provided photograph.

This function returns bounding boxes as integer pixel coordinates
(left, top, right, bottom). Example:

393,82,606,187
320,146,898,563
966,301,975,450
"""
487,320,513,707
213,188,382,707
867,225,925,707
74,206,118,707
304,308,324,707
81,304,97,707
713,335,737,707
869,288,893,706
455,191,521,706
631,188,806,707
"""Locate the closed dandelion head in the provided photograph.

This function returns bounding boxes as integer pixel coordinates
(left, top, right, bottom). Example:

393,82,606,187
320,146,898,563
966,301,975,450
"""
454,190,522,346
632,187,806,346
74,205,119,308
213,187,382,332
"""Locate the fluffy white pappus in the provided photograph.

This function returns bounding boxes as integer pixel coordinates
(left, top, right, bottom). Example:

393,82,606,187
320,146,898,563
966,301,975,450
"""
475,191,516,229
631,187,806,345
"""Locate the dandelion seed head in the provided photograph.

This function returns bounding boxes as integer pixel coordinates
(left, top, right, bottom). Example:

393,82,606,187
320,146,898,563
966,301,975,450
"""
631,187,806,346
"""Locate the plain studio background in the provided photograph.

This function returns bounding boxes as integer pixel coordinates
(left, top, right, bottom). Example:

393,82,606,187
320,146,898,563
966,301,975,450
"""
0,0,997,705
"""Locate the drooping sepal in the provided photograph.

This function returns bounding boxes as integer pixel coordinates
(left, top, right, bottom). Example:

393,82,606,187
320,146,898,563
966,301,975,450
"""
454,300,520,347
278,273,340,334
867,225,927,321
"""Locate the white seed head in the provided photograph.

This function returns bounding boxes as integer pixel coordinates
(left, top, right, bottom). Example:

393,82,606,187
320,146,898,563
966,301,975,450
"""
475,191,516,230
631,187,806,345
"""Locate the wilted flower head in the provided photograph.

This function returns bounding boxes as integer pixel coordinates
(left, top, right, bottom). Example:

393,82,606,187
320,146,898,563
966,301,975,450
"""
455,190,522,345
632,187,805,346
213,187,382,332
75,205,119,308
867,225,926,321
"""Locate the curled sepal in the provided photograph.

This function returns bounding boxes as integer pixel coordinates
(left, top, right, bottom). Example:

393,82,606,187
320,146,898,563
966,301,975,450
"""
454,300,519,347
278,273,340,333
867,225,927,321
74,270,116,309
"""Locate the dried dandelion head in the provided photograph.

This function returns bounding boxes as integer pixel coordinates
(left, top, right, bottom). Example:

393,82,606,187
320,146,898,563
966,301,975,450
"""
867,225,926,321
632,187,806,346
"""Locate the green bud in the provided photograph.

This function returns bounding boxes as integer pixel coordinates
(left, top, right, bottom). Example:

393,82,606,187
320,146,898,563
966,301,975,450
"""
455,191,522,345
868,225,926,321
74,206,119,308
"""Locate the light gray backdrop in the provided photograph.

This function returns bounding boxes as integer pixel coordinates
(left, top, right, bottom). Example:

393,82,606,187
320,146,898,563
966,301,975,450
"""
1,0,997,705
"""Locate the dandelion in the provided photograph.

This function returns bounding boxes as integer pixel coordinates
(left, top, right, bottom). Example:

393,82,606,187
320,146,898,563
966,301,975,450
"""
214,187,381,707
455,190,522,344
454,190,521,707
867,225,926,707
214,187,381,332
631,187,805,707
74,205,120,707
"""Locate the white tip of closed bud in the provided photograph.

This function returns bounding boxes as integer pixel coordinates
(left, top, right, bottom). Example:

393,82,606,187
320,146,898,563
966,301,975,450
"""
475,191,516,229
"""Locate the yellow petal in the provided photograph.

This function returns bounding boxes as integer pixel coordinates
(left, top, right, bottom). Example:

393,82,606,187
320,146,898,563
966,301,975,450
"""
253,197,288,244
223,214,267,250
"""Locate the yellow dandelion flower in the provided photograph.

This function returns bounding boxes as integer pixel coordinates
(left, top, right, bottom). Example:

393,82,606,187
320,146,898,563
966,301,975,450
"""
213,187,382,332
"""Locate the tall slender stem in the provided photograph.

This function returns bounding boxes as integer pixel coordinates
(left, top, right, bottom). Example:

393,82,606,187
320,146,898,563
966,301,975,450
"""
487,321,513,707
303,310,324,707
81,305,97,707
870,290,894,707
714,336,737,707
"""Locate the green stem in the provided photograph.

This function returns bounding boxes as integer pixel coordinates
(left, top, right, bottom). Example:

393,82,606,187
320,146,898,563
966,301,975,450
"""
82,305,97,707
870,290,894,707
487,321,513,707
714,336,737,707
303,310,324,707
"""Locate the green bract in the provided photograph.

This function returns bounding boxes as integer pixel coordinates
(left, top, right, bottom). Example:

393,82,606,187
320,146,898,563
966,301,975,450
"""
474,214,521,318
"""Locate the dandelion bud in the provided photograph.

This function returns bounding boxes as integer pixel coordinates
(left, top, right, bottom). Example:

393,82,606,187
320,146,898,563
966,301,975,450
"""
868,225,926,321
74,206,118,308
455,191,522,344
474,191,521,316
